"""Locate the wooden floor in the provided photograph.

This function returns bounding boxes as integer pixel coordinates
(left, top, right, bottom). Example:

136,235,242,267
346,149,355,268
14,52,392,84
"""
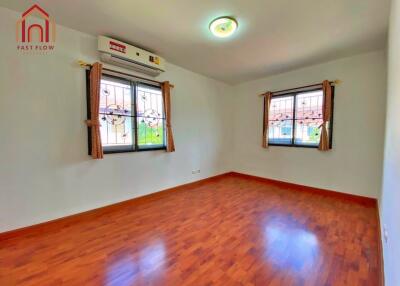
0,173,381,286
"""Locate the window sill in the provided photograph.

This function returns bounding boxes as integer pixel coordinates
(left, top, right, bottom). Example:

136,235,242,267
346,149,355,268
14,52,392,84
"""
103,146,167,155
268,143,319,149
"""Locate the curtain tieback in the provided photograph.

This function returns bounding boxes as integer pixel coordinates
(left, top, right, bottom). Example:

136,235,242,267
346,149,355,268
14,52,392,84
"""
318,122,327,129
166,123,172,128
85,119,101,127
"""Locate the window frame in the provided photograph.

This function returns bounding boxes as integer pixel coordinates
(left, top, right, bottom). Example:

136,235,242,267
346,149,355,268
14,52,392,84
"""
267,86,335,149
86,71,167,155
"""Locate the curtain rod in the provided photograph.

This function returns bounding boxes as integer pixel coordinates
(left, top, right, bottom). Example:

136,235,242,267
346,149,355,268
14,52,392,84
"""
259,80,340,97
78,60,174,88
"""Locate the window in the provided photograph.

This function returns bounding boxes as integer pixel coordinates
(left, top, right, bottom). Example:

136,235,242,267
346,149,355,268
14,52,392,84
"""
87,73,166,154
268,88,334,148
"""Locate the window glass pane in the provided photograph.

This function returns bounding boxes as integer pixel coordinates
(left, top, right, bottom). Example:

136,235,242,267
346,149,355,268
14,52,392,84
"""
268,96,294,144
136,84,165,148
294,90,323,146
99,77,133,149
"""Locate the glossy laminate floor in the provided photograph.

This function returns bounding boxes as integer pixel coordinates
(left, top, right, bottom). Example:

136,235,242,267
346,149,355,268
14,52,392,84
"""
0,174,381,285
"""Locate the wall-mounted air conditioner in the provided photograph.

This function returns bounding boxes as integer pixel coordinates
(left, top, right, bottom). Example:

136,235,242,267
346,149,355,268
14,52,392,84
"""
98,36,165,77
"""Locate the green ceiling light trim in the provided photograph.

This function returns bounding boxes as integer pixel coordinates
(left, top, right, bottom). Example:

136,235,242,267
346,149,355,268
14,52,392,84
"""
209,16,238,38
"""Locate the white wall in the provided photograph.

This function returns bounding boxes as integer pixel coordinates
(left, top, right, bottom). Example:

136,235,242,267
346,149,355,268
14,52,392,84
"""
0,8,233,232
232,51,387,198
0,6,388,234
380,0,400,284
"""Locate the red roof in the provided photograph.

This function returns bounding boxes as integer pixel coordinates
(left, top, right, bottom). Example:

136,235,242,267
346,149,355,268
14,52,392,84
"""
22,4,49,18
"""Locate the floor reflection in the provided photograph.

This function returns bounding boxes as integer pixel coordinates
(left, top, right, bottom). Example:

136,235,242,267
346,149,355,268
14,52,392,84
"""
264,217,319,271
106,256,138,286
106,240,166,285
140,241,166,275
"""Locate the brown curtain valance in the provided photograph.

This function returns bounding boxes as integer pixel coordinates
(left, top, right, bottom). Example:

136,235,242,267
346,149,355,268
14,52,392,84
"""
161,81,175,152
86,62,104,159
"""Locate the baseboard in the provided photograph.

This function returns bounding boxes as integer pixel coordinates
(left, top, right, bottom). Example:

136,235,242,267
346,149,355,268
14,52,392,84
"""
229,171,377,206
0,171,383,284
0,171,377,241
0,172,233,241
376,205,385,286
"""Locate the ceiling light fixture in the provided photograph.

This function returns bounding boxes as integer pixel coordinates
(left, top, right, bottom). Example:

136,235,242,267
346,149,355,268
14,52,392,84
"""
209,16,238,38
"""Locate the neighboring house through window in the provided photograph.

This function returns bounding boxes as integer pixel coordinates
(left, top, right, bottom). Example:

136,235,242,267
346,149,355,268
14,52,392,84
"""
87,73,166,154
268,88,334,148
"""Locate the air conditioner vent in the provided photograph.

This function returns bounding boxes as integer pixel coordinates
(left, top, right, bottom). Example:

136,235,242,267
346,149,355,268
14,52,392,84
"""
98,36,165,77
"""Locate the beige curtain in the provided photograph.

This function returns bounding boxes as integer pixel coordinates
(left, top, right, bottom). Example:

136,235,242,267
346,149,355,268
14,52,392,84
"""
319,80,332,151
161,81,175,152
85,62,104,159
262,92,273,148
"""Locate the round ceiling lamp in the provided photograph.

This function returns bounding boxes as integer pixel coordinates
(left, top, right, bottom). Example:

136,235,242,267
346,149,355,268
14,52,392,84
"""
209,16,238,38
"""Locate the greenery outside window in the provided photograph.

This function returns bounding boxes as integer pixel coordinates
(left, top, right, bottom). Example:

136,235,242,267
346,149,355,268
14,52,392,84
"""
268,88,334,148
86,73,166,154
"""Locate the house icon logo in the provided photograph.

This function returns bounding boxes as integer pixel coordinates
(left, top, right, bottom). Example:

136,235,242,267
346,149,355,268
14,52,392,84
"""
16,4,56,51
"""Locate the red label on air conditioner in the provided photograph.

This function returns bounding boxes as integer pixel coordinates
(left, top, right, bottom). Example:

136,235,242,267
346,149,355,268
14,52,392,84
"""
109,41,126,54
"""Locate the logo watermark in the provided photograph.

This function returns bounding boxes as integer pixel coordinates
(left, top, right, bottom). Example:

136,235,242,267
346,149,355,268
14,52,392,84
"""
16,4,55,52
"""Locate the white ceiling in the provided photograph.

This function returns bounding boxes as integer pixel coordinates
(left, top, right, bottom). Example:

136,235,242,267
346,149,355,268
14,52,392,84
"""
2,0,390,84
